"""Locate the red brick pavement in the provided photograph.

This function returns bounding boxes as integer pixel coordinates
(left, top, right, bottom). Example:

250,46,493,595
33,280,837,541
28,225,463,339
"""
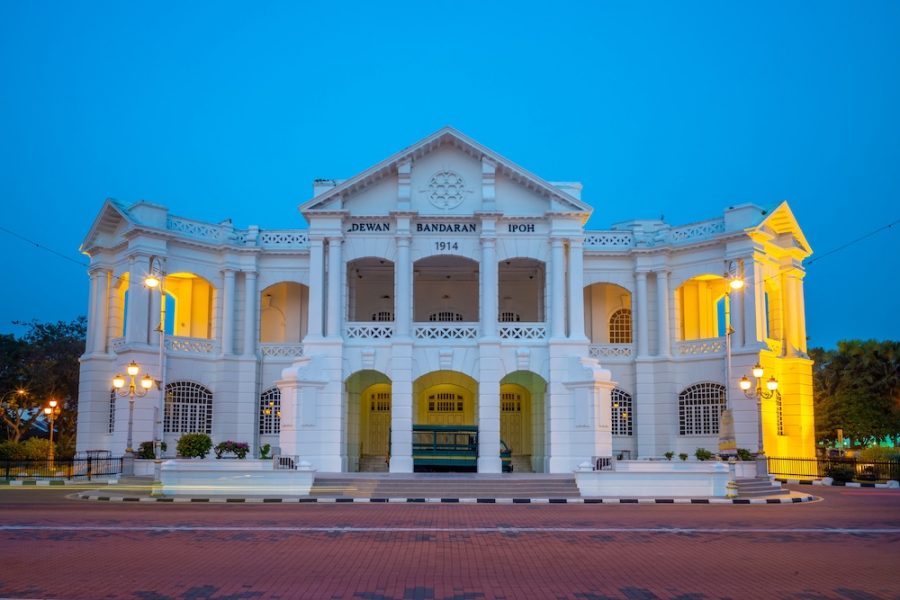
0,485,898,599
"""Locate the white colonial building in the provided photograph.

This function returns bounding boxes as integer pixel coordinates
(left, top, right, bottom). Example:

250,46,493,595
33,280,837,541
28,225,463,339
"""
76,127,815,473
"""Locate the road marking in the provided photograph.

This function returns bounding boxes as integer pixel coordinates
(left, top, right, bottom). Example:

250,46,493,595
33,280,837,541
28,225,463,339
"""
1,525,898,534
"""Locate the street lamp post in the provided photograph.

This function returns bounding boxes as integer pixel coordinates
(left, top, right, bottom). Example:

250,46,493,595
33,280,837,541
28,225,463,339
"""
739,364,781,477
144,256,167,462
113,361,155,475
43,399,61,466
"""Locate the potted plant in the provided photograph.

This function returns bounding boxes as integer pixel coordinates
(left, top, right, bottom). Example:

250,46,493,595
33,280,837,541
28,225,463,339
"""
137,441,167,459
678,453,688,461
694,447,713,461
259,443,271,459
664,451,675,461
214,440,250,459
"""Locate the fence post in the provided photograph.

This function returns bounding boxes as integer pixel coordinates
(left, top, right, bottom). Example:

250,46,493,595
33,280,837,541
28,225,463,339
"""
87,455,93,481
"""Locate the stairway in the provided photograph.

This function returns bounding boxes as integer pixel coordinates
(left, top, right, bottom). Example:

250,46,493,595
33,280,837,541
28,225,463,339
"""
736,477,789,497
310,473,580,499
510,455,534,473
358,455,389,472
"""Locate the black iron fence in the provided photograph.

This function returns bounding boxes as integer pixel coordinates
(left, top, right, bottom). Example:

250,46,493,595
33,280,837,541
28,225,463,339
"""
768,456,900,482
2,455,123,480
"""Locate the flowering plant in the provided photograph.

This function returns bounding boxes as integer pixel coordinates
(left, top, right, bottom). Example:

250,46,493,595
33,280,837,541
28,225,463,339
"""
214,440,250,459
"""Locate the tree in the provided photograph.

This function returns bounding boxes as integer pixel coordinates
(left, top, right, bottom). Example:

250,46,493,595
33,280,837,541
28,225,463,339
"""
812,340,900,446
0,318,86,454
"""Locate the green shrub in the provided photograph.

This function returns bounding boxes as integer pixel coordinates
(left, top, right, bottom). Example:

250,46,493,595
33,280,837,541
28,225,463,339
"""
21,438,53,460
824,463,854,482
857,446,900,462
664,451,675,461
176,433,213,459
694,448,713,461
0,441,27,460
736,448,755,461
678,453,688,461
137,441,168,459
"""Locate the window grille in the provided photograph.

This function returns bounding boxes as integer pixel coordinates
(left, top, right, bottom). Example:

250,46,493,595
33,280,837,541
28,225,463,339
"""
776,393,784,436
428,393,463,412
609,308,633,344
429,311,463,322
370,391,391,412
371,311,394,322
501,392,521,412
611,388,633,436
259,387,281,435
678,383,725,435
499,312,521,323
108,389,116,434
164,381,213,434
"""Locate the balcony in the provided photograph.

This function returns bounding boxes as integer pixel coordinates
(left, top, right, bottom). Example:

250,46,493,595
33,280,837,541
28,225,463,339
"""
413,323,479,341
588,344,634,361
676,338,725,357
258,343,304,360
498,323,547,341
344,322,395,341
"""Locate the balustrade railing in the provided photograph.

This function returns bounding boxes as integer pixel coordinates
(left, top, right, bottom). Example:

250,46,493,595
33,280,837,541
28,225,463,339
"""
414,323,479,341
588,344,634,359
583,231,634,250
258,343,304,359
165,336,220,354
498,323,547,340
345,322,395,340
676,338,725,356
257,230,309,248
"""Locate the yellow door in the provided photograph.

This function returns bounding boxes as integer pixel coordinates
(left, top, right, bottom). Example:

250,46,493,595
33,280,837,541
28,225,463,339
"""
424,392,467,425
501,392,523,455
365,391,391,455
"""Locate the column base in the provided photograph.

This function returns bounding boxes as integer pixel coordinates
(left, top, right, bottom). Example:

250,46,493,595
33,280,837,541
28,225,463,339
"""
477,457,502,474
389,456,413,473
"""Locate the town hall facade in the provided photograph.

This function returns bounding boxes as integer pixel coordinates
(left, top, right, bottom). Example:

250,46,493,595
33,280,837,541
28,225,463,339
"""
76,127,815,473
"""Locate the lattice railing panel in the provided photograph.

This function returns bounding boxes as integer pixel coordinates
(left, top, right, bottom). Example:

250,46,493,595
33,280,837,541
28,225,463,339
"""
259,343,304,358
589,344,634,359
165,337,220,354
345,323,394,339
669,219,725,243
258,230,309,248
583,231,635,249
498,324,547,340
167,216,225,241
110,337,126,353
414,324,479,340
676,338,725,355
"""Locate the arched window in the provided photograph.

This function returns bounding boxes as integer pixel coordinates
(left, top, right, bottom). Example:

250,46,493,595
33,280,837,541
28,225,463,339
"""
108,389,116,434
164,381,213,434
611,388,633,436
609,309,633,344
678,383,725,435
259,387,281,435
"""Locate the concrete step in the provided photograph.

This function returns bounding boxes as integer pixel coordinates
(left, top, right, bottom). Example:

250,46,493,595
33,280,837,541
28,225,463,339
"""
735,477,789,497
310,474,580,498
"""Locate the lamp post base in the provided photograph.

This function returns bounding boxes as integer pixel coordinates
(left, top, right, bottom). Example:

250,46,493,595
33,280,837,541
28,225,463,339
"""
122,453,135,477
755,453,768,477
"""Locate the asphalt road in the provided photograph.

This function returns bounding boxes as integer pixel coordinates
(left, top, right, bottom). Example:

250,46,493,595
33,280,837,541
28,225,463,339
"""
1,485,898,600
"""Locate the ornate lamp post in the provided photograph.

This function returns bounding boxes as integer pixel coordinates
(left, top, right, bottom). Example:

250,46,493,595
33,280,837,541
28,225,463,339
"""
43,399,61,465
112,361,155,473
739,363,780,457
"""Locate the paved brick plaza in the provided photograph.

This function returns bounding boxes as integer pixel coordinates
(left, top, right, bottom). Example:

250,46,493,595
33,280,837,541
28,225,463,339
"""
1,485,898,599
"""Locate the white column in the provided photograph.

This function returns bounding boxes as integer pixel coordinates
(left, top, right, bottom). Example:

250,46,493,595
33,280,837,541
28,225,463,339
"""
743,259,764,347
550,238,566,339
656,270,670,357
307,237,325,339
242,271,258,357
87,268,108,354
480,236,497,338
567,238,586,340
125,256,148,345
395,236,412,338
326,237,343,338
795,272,808,355
221,269,236,355
635,271,650,358
784,269,803,357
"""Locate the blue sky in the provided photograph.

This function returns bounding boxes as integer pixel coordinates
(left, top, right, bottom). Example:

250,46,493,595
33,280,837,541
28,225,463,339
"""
1,1,898,349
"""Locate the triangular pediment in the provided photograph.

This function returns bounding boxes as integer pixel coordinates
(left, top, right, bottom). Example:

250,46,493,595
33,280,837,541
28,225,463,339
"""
749,201,812,257
300,127,591,219
80,198,133,254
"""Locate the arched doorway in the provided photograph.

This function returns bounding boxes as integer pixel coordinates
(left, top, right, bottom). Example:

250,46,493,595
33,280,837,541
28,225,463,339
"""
500,371,547,472
412,371,479,471
345,370,391,472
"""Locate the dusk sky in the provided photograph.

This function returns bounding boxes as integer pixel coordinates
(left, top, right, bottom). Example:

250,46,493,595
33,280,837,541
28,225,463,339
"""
1,1,898,349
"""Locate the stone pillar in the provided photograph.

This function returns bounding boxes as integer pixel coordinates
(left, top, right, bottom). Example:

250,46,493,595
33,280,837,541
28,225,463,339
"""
395,236,412,338
795,272,808,355
550,238,566,339
784,269,804,357
242,271,258,357
221,269,236,355
125,256,149,345
307,237,325,340
655,270,670,357
567,238,586,341
326,237,343,338
635,271,649,358
477,350,502,473
87,268,109,354
480,236,498,339
390,344,414,472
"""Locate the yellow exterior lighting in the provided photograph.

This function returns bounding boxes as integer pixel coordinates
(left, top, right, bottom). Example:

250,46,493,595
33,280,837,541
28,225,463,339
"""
767,377,779,391
113,375,126,388
43,406,51,415
752,364,764,379
145,274,160,288
49,399,58,409
729,277,744,290
126,361,140,376
141,374,154,390
739,376,752,391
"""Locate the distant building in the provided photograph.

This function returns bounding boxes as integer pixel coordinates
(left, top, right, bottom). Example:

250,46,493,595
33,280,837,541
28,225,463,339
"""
76,127,814,472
